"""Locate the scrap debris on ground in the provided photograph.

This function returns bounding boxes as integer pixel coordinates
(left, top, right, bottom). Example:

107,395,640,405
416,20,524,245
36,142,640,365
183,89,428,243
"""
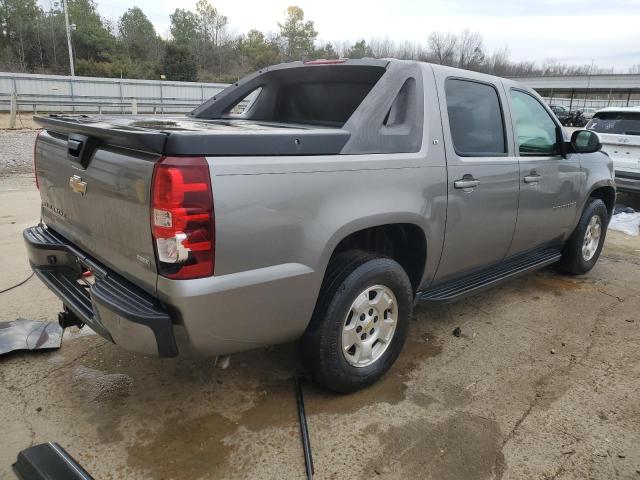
0,319,63,355
610,204,640,236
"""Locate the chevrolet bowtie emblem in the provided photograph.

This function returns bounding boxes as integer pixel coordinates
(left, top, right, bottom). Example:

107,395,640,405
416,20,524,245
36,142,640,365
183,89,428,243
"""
69,175,87,195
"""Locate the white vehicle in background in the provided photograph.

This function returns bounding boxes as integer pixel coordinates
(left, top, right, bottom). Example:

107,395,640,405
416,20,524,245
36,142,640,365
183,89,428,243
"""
586,107,640,194
581,107,598,120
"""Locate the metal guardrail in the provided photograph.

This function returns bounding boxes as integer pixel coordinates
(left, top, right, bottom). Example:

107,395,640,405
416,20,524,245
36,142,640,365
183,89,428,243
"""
543,96,640,110
0,96,200,112
1,94,205,128
1,93,250,129
0,71,230,128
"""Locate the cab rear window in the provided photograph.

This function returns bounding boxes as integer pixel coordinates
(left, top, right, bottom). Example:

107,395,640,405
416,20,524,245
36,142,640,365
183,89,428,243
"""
275,82,377,127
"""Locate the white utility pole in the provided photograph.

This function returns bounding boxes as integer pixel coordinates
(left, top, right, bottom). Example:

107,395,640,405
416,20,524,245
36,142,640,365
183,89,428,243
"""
584,59,594,108
62,0,75,76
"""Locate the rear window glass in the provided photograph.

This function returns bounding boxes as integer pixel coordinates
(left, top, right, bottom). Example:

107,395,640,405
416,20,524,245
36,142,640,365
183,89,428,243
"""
275,82,376,127
587,112,640,136
445,79,506,156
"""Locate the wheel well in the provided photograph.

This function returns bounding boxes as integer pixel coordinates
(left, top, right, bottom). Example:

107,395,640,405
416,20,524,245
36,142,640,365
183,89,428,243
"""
589,186,615,218
331,223,426,291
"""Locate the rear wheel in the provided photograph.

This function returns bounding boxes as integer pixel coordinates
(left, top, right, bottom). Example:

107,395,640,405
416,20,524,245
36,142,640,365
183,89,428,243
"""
302,251,413,393
559,199,608,275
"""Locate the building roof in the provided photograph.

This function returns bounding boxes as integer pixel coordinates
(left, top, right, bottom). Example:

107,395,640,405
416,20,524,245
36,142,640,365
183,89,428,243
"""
507,74,640,90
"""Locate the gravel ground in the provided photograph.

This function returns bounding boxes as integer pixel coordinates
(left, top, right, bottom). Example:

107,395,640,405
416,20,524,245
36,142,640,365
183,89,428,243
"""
1,179,640,479
0,130,38,176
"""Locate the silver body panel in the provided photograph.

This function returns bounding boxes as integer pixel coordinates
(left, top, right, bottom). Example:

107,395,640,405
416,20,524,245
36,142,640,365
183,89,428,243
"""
31,61,614,357
500,78,584,254
430,66,519,281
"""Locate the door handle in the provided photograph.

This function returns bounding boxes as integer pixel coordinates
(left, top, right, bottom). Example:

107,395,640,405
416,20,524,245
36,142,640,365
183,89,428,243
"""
523,174,541,183
454,178,480,189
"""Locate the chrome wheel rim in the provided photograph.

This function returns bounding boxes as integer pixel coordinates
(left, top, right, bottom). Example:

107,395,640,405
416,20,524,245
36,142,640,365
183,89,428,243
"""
582,215,602,261
341,285,398,368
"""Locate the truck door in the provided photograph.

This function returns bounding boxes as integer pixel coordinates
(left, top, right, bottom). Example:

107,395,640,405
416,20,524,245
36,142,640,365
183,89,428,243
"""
432,72,520,282
504,87,581,256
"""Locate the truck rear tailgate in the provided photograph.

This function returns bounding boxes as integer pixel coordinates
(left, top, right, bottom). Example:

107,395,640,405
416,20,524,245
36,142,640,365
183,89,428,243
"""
33,113,351,296
36,130,160,294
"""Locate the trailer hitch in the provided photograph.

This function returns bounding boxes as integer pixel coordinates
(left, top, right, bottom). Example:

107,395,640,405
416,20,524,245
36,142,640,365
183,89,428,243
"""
57,306,84,329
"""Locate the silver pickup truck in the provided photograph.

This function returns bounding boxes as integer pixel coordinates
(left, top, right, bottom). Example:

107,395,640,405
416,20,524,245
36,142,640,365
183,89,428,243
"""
25,59,614,392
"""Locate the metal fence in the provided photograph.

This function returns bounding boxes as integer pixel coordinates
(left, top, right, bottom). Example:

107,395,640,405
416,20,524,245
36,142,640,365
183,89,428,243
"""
2,71,639,129
542,96,640,109
0,72,228,116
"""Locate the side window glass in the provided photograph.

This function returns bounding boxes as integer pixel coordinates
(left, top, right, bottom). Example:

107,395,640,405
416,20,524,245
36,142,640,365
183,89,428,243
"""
445,79,506,156
510,90,559,155
228,87,262,116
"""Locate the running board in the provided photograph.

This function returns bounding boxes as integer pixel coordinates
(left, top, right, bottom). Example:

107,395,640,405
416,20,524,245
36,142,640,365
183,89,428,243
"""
417,249,562,303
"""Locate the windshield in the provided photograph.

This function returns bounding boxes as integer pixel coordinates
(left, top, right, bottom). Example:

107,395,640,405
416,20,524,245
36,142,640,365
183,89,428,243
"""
586,112,640,136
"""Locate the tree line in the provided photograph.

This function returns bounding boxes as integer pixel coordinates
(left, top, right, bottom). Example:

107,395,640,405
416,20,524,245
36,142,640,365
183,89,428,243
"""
0,0,623,82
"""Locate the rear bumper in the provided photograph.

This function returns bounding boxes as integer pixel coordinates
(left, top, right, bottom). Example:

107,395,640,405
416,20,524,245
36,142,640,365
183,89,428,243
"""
23,225,177,357
615,170,640,193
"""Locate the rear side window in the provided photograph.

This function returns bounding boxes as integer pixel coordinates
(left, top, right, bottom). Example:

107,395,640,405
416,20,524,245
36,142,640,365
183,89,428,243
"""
445,79,506,156
587,112,640,136
510,90,560,155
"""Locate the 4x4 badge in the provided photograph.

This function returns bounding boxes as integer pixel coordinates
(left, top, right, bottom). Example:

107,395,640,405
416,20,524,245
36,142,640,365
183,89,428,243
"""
69,175,87,195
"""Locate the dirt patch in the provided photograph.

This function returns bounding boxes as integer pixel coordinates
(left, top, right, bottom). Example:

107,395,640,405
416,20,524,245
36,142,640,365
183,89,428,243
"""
364,412,505,480
517,271,585,296
124,334,442,479
534,365,573,410
127,410,239,480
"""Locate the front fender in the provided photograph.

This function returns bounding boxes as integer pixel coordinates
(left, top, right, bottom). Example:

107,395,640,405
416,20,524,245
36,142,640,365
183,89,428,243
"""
573,150,615,230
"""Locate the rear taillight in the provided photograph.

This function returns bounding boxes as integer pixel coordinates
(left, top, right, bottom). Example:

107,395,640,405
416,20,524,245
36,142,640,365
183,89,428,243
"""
33,130,42,189
151,156,214,279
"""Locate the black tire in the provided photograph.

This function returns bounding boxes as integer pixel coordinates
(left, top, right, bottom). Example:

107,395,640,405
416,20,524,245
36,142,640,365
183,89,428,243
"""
559,198,609,275
301,251,413,393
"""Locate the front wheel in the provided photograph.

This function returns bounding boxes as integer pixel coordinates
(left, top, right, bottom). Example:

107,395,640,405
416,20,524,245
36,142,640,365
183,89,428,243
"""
559,198,609,275
302,252,413,393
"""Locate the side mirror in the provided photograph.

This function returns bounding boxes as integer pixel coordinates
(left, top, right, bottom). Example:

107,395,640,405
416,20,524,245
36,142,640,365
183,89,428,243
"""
570,129,601,154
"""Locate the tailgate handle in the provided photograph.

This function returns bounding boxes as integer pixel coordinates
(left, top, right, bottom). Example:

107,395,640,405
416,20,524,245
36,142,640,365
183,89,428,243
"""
68,139,83,157
66,134,99,168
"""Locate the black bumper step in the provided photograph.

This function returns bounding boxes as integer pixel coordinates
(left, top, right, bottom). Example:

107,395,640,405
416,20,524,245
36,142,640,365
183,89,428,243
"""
418,249,562,303
24,224,178,357
23,225,68,250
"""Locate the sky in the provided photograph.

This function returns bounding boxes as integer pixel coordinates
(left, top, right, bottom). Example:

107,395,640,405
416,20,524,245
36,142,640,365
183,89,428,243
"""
47,0,640,71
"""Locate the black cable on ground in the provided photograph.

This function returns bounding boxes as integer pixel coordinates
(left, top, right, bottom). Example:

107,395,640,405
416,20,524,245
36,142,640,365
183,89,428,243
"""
0,272,34,294
294,375,314,480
